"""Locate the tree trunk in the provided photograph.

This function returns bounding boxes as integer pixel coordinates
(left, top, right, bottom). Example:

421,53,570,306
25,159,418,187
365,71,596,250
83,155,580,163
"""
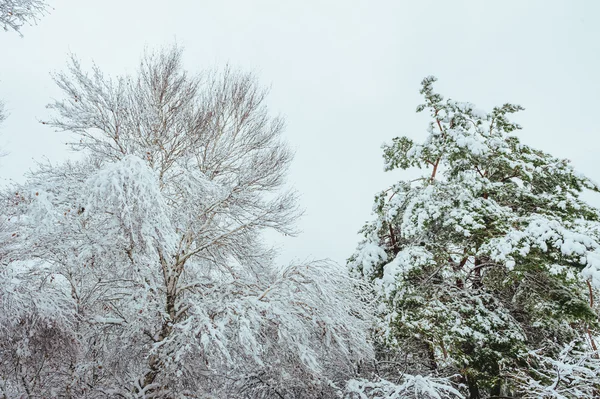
466,373,480,399
490,380,502,397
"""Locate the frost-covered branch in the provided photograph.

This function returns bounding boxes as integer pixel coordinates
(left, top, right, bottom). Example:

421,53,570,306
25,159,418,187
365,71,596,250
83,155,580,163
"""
345,374,464,399
0,0,49,35
510,341,600,398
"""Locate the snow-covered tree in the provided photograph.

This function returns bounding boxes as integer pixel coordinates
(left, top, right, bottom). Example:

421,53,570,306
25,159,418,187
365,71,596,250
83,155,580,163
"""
0,184,77,398
0,46,372,398
1,0,49,35
349,76,600,398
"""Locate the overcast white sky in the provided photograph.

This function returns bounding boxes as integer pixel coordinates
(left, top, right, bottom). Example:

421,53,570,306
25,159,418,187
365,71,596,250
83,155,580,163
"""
1,1,599,266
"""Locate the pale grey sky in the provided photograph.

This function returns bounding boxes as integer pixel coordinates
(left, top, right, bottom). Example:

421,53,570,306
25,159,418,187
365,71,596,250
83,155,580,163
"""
1,1,599,265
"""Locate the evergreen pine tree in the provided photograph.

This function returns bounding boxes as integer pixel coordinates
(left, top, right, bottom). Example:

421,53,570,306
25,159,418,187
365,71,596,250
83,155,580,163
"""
349,77,600,398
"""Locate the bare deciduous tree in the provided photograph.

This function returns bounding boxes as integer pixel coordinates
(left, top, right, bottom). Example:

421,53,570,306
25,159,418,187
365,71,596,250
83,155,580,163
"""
0,46,372,398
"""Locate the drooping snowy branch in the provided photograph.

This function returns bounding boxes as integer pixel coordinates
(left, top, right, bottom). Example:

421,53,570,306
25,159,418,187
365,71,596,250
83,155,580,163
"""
345,374,464,399
510,341,600,398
